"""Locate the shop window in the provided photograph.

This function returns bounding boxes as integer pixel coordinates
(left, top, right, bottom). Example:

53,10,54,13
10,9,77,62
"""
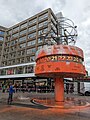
1,70,6,75
7,69,14,75
25,66,34,73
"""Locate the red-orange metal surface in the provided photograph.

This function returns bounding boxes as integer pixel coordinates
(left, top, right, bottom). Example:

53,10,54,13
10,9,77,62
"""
36,45,84,60
35,44,86,102
35,61,85,78
35,45,86,78
55,78,64,102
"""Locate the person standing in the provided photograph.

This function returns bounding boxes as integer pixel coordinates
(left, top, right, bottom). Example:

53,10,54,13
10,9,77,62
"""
7,83,15,104
66,83,69,94
2,84,6,93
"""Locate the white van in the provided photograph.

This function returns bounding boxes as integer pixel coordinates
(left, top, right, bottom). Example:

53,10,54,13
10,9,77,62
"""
80,82,90,96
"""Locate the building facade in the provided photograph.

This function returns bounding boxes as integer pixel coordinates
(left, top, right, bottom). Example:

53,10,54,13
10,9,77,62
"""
0,8,58,79
0,26,7,61
0,8,83,94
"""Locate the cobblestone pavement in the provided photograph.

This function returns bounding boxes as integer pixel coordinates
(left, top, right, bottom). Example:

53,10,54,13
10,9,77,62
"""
0,92,90,120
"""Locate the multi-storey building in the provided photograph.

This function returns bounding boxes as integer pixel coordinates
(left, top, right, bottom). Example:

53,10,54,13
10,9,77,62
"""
0,8,58,83
0,8,83,94
0,26,7,60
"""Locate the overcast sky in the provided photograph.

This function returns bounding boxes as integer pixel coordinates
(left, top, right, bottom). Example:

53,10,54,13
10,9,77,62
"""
0,0,90,75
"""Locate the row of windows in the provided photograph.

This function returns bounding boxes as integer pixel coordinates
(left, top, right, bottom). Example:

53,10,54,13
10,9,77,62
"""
7,27,48,41
4,47,36,54
3,44,43,58
51,22,57,32
2,56,35,66
4,38,43,50
51,14,57,25
8,12,48,34
5,29,48,47
0,65,34,75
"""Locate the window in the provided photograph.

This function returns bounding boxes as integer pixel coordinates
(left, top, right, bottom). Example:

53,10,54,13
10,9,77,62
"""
0,37,3,41
1,69,6,75
17,59,20,64
38,30,43,36
38,38,42,43
15,39,18,44
25,65,34,73
20,58,25,63
28,25,36,32
29,18,37,25
13,60,15,64
26,48,36,54
11,46,16,51
38,28,48,36
13,27,19,32
7,36,11,41
12,32,19,38
51,29,56,37
0,31,4,35
38,21,48,28
8,30,12,35
17,50,25,56
51,15,57,25
51,22,57,32
20,29,27,35
0,43,2,46
16,67,23,74
19,36,26,42
7,69,14,75
27,40,36,46
7,42,10,47
28,32,36,39
19,43,26,48
27,49,32,54
5,48,9,52
26,57,30,62
20,22,27,29
30,56,35,62
17,51,21,56
39,13,48,21
38,46,42,50
21,50,25,55
11,41,15,46
4,55,8,59
43,28,48,33
3,62,7,66
32,48,36,53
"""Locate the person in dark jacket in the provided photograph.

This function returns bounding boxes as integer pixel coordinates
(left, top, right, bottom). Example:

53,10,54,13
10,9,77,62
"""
7,83,15,104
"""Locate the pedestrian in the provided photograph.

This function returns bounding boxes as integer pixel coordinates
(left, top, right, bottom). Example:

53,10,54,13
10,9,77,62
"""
66,83,69,94
7,83,15,104
2,85,6,93
70,84,74,93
